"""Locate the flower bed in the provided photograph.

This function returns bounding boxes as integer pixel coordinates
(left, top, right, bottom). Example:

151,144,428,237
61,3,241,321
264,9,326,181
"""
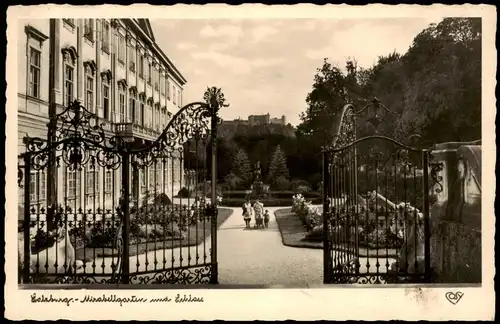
28,196,228,260
73,207,233,259
291,194,322,230
292,194,423,250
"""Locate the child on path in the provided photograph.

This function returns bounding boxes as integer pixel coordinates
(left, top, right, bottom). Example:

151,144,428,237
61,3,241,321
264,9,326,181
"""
242,199,253,228
263,210,270,228
253,199,264,228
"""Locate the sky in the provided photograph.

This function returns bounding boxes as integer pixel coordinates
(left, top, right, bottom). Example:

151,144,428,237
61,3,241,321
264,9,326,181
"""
151,18,441,126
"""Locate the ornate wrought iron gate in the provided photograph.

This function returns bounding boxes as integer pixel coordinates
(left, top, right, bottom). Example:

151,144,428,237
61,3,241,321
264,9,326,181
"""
18,87,226,285
322,103,431,284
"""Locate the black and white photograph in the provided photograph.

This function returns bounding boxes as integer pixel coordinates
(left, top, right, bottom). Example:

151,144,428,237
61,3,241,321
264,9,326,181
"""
5,4,496,321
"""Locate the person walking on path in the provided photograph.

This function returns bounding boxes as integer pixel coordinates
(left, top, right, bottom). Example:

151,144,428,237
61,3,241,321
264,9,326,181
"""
263,210,270,228
253,199,264,228
242,199,253,228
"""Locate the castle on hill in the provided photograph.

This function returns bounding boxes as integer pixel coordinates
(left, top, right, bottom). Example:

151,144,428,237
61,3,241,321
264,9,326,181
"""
222,113,287,127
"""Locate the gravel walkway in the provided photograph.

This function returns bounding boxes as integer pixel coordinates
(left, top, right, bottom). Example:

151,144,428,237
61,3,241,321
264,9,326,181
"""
217,206,323,285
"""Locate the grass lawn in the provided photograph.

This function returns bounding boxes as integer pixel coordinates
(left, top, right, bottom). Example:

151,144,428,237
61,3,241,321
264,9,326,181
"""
75,208,233,261
274,208,399,257
274,208,323,249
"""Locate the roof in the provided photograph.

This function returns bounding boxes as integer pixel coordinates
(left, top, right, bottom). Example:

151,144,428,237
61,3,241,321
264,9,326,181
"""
128,19,187,86
136,19,155,42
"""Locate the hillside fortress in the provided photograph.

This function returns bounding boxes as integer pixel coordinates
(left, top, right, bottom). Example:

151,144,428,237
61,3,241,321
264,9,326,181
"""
222,113,287,127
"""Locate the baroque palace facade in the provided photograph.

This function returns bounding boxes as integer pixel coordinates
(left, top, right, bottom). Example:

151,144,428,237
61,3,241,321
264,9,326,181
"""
18,18,187,211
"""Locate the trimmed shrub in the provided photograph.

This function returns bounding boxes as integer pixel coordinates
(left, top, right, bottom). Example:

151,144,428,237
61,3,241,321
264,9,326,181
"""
296,185,312,194
273,176,291,191
225,173,244,190
178,187,192,198
154,193,172,206
222,196,322,207
290,179,311,191
222,190,321,200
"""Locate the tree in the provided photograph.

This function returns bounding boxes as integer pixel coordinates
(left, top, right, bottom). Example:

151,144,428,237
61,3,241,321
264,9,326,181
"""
354,17,481,145
268,145,289,182
294,58,364,178
231,148,252,183
395,17,481,143
297,58,364,146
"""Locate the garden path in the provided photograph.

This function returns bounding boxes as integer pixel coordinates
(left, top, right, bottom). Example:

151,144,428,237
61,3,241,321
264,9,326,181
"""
217,206,394,285
217,206,323,285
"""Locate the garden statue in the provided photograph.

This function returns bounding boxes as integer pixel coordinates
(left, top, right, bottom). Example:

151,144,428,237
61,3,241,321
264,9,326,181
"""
250,161,265,199
253,161,262,182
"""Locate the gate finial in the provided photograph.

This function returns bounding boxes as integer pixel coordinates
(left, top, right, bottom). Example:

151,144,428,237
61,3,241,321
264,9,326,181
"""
203,86,229,113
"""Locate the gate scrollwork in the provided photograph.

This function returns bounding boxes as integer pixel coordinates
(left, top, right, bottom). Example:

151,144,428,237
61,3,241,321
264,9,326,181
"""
429,159,444,194
19,86,228,286
130,86,228,169
23,100,124,171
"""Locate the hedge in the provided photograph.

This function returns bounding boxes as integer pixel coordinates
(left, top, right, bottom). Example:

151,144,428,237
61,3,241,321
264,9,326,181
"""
222,190,321,200
222,197,322,207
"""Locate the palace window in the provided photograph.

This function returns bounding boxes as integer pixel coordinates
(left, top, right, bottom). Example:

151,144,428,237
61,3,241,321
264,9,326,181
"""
102,79,110,120
149,168,154,190
84,166,100,207
155,106,160,131
63,168,81,202
105,169,113,201
166,79,170,99
84,65,94,112
140,98,145,126
119,90,126,122
149,104,154,129
118,34,125,63
146,61,151,84
101,20,110,53
178,90,181,107
64,57,75,107
28,47,41,98
84,19,94,41
139,55,144,78
154,68,159,90
141,170,147,193
129,45,136,72
129,91,137,123
173,86,176,105
29,170,46,203
148,63,152,84
160,75,165,96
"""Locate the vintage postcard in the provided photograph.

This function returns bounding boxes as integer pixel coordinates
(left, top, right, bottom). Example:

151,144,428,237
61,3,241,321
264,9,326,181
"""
4,4,496,321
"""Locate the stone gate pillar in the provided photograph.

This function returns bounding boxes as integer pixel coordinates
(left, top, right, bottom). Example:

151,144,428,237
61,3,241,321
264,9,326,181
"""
428,140,482,283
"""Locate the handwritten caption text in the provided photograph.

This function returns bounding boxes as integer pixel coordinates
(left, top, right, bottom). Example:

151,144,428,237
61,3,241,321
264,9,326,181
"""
30,293,204,307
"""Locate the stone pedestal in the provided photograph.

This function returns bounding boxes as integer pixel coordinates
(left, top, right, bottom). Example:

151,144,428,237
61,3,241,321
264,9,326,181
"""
390,140,481,283
429,141,481,283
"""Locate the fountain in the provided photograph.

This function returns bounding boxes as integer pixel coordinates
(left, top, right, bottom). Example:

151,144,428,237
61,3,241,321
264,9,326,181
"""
249,161,267,200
